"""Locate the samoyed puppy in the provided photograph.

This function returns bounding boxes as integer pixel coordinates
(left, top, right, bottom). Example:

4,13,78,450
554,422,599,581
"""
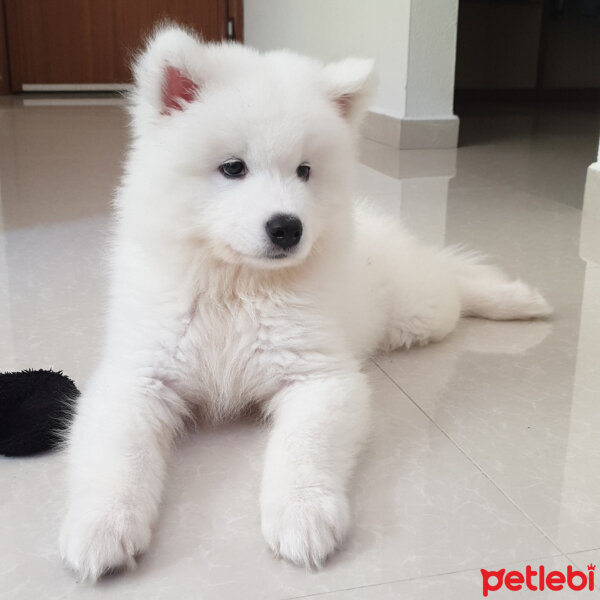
59,25,552,580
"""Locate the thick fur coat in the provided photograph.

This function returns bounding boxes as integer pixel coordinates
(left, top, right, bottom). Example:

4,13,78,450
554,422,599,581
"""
59,26,552,580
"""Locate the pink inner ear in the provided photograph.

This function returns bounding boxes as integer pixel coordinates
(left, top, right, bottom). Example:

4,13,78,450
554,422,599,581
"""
335,94,353,118
162,66,198,113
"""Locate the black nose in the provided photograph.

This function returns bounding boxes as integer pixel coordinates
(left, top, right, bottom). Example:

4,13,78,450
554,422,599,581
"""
265,214,303,250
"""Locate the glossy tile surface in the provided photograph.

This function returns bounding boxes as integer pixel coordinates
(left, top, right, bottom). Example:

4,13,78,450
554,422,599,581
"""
299,556,586,600
1,96,599,599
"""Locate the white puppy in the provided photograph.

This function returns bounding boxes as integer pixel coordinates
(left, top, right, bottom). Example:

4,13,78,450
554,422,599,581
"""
59,25,552,581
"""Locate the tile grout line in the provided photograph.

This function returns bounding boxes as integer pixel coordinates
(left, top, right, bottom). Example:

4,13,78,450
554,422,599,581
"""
566,547,600,572
370,358,567,558
281,551,568,600
569,546,600,556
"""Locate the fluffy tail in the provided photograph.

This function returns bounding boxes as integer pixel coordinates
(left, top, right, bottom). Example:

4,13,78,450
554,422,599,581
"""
444,248,553,321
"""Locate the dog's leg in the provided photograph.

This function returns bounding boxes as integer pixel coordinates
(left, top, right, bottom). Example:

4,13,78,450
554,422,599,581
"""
260,370,371,568
380,261,463,351
59,363,186,581
379,252,552,352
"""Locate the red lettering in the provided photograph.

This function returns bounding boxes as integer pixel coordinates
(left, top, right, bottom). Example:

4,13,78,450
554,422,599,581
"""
480,563,595,594
547,570,566,591
505,570,524,591
525,565,538,591
481,569,505,597
567,565,587,591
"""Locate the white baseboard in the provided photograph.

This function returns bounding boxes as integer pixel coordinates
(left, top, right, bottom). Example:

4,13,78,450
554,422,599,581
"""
362,111,460,149
583,162,600,220
581,162,600,265
22,83,132,92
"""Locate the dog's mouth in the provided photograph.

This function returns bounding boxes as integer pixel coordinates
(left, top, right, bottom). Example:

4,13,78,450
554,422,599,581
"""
259,248,300,266
264,247,295,260
218,242,306,270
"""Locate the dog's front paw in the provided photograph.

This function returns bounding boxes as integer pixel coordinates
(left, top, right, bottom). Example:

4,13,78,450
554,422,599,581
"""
59,504,153,581
261,486,350,569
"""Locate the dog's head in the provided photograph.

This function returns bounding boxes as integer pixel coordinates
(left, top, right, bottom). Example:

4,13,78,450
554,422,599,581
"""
126,25,375,270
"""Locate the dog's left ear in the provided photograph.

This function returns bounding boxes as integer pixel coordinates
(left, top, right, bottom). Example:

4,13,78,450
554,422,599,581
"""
321,58,376,128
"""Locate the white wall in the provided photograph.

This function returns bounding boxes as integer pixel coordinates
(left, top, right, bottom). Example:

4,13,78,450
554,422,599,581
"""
405,0,458,119
245,0,412,120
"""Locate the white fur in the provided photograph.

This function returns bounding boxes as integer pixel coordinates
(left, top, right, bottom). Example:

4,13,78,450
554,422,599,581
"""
59,26,553,580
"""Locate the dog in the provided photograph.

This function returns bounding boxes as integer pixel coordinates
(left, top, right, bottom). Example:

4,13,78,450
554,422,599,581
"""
59,25,552,581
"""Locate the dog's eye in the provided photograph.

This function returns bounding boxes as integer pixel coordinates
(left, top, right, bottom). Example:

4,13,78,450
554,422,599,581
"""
219,159,247,179
297,163,311,182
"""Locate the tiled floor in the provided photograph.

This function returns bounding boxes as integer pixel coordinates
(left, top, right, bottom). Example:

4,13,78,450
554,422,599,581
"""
1,96,599,599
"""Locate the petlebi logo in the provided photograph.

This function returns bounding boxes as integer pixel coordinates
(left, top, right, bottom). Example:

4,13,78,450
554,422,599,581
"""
481,563,595,596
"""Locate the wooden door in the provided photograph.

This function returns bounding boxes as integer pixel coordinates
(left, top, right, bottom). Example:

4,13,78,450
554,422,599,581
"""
3,0,242,92
0,0,10,94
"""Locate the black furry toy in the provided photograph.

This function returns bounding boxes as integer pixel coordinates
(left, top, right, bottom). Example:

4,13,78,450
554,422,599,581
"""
0,369,79,457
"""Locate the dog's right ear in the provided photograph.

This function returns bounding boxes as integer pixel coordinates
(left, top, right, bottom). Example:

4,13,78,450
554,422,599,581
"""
131,25,205,125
